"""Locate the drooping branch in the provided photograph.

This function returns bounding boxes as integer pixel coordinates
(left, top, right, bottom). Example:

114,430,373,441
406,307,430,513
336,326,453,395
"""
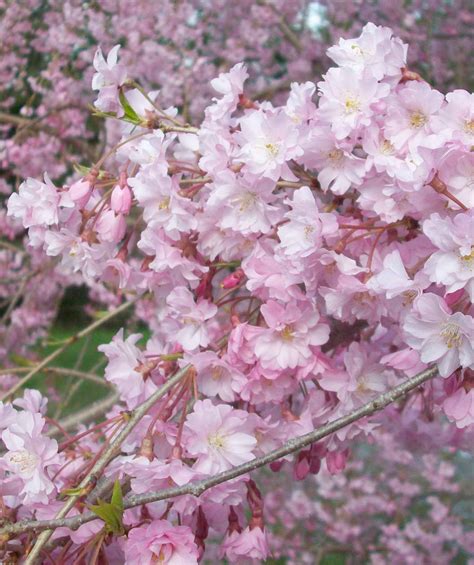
23,364,192,564
1,366,437,546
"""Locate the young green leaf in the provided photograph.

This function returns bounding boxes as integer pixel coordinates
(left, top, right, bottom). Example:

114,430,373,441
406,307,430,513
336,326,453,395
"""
88,480,125,535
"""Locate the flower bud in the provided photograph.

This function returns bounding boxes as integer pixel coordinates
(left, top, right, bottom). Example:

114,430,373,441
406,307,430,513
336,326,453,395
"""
221,268,245,289
111,184,132,214
69,179,92,208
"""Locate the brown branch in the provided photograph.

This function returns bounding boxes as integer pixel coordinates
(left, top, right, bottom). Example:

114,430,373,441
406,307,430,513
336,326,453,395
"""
0,366,437,544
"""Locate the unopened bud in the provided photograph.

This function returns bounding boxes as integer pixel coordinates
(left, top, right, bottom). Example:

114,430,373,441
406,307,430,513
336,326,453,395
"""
221,268,245,289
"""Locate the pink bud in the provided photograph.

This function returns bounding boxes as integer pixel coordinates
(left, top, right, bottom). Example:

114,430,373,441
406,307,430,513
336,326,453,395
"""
111,184,132,214
221,268,244,289
293,451,310,481
95,210,126,243
69,179,92,208
326,449,349,475
270,460,284,473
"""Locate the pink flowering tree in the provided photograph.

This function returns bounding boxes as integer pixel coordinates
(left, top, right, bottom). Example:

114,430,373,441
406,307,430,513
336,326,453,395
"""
1,14,473,565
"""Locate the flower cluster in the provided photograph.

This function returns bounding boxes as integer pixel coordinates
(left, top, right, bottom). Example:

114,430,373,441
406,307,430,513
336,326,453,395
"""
1,21,473,564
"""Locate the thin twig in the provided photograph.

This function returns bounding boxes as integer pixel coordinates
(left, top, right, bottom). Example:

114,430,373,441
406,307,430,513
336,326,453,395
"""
23,364,192,564
0,297,139,401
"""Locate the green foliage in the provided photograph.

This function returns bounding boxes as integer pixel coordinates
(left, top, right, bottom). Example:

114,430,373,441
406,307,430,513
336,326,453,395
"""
89,480,125,535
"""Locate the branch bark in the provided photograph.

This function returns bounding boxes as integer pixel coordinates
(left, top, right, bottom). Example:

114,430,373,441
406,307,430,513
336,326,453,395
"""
0,366,437,547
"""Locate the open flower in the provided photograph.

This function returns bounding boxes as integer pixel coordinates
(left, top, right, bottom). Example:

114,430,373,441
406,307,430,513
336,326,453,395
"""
183,399,257,474
253,299,329,370
92,44,127,115
1,412,61,505
403,293,474,377
123,520,199,565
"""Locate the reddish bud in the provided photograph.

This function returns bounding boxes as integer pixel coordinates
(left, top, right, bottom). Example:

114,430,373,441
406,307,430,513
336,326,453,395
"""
220,268,245,289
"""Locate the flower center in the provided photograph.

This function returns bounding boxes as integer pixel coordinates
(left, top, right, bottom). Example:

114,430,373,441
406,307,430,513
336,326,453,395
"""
356,375,369,393
9,450,38,474
238,192,257,212
402,289,417,305
409,111,428,129
265,142,280,157
279,325,294,341
151,549,166,563
328,149,344,163
211,366,223,380
464,120,474,135
208,433,226,449
158,197,170,210
350,43,364,56
304,225,314,240
381,140,395,155
440,323,462,349
459,246,474,270
344,96,361,114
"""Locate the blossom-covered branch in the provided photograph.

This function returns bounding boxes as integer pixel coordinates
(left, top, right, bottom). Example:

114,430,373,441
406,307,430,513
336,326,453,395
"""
0,364,437,543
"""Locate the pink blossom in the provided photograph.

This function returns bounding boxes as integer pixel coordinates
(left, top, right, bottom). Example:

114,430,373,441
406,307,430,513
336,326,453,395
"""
191,351,245,402
318,67,390,139
183,399,256,474
95,209,126,243
253,299,329,370
277,186,338,257
285,81,317,124
68,178,92,209
207,62,248,122
0,402,16,430
319,343,389,408
443,387,474,428
12,388,47,415
403,293,474,377
111,184,132,214
130,169,196,240
98,329,159,408
7,174,59,228
437,150,474,210
220,526,270,562
384,82,444,153
326,22,407,81
166,287,217,350
92,44,127,115
236,109,303,181
206,171,282,236
123,520,199,565
423,211,474,299
432,89,474,147
301,127,365,194
367,249,428,299
1,412,60,504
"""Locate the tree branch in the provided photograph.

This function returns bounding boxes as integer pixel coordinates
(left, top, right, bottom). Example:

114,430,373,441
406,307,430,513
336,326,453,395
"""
23,364,192,564
0,366,437,544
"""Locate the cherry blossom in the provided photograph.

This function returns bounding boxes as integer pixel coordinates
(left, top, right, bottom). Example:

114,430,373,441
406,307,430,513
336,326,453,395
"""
183,399,257,474
403,294,474,377
123,520,199,565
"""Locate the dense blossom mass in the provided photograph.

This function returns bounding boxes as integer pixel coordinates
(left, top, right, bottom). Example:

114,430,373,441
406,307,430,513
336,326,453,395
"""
1,17,473,565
